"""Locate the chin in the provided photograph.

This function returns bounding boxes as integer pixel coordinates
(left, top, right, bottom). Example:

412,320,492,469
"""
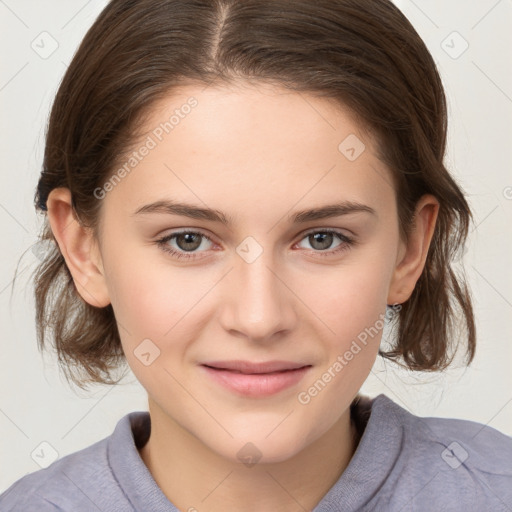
205,428,309,467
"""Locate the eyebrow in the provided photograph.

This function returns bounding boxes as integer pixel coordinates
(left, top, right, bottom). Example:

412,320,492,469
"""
132,199,377,224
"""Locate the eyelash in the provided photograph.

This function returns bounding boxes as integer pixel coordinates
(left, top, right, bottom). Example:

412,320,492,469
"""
156,228,355,261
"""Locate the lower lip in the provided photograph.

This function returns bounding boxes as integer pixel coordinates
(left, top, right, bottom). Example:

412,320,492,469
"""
200,365,311,397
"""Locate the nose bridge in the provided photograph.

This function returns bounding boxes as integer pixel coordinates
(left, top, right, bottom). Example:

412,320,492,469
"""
219,241,296,339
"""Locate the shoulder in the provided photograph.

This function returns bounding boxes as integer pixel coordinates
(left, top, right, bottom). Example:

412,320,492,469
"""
0,413,141,512
371,394,512,511
0,437,116,512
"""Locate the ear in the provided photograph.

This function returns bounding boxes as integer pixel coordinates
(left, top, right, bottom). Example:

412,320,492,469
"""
46,187,110,308
387,194,440,305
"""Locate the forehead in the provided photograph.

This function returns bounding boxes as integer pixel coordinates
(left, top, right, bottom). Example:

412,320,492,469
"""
103,82,395,222
143,81,365,148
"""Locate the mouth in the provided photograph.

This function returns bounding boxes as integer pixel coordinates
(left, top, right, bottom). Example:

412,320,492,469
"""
199,360,312,397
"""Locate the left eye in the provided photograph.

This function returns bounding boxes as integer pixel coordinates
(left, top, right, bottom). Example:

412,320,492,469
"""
297,229,350,252
156,229,354,260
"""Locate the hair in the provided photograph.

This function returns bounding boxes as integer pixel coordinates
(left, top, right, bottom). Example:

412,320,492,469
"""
33,0,476,390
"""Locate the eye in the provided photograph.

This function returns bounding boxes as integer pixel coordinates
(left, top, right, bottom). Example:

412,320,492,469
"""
156,228,355,261
156,231,214,260
295,229,355,257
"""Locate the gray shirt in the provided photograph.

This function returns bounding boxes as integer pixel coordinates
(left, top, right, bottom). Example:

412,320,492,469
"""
1,393,511,511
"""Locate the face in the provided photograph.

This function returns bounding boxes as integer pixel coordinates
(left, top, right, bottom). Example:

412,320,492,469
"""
93,82,404,463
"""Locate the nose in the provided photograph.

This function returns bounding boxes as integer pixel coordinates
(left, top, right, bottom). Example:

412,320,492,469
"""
217,248,298,342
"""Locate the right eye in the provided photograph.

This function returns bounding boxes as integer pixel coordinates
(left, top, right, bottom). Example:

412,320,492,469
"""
156,231,215,260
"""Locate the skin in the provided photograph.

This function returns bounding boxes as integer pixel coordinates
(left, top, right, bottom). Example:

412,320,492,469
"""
47,82,439,512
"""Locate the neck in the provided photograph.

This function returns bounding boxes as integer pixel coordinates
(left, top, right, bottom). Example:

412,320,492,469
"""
138,399,361,512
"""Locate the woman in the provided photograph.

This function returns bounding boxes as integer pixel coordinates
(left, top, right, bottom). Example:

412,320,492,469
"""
1,0,511,510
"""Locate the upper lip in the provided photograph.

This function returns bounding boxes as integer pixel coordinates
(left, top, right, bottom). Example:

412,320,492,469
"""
201,360,311,374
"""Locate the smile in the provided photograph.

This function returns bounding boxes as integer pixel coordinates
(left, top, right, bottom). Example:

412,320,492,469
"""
199,361,312,397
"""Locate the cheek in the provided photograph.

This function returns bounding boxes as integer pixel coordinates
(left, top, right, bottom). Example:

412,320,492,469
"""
295,266,387,433
295,251,392,401
102,248,195,346
103,258,196,395
304,257,391,339
103,250,221,361
105,264,174,333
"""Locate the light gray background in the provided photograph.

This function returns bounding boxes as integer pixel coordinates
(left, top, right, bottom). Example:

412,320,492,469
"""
1,0,511,493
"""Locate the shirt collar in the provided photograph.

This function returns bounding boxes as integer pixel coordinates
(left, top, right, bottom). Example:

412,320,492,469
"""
107,394,401,511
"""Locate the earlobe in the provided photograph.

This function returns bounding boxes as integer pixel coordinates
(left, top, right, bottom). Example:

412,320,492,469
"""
387,194,439,305
46,187,111,308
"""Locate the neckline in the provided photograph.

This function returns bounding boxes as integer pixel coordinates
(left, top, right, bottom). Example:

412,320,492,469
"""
108,393,402,511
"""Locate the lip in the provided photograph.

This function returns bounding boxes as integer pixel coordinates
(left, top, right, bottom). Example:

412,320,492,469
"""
200,360,312,397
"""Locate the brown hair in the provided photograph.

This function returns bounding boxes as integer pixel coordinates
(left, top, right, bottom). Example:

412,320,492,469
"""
33,0,476,389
